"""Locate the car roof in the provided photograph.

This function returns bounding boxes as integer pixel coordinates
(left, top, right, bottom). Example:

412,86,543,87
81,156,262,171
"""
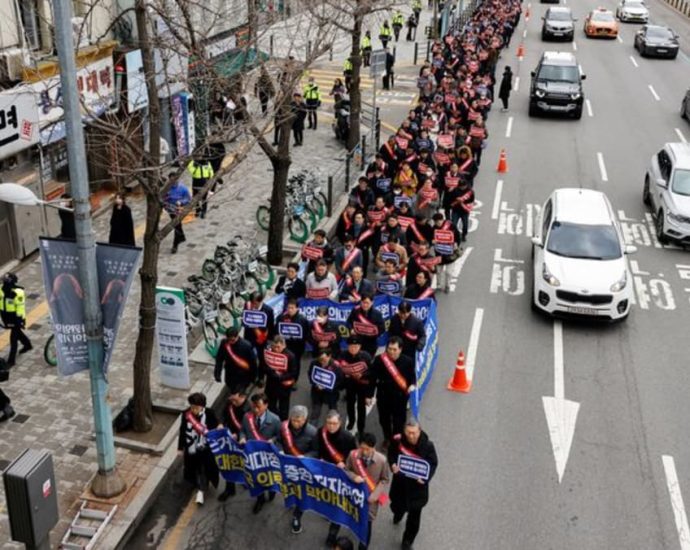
541,51,577,65
547,6,572,14
667,142,690,169
551,188,614,225
645,24,672,31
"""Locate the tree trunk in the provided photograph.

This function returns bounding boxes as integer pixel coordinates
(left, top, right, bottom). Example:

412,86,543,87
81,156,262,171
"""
267,99,293,265
132,0,162,432
248,0,258,44
347,13,364,151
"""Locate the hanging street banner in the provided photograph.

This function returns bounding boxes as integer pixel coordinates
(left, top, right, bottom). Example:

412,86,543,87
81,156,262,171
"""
207,430,369,544
156,286,191,389
38,238,141,376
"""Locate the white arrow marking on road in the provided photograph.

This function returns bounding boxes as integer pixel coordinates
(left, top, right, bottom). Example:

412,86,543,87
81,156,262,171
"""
465,308,484,381
649,85,660,101
662,455,690,550
514,76,520,92
506,116,514,138
572,41,577,51
543,320,580,484
597,152,609,182
630,55,638,67
676,128,688,144
491,180,504,220
448,247,473,292
585,99,593,117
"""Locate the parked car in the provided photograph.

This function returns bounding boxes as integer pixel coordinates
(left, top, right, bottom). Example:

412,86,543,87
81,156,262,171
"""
529,51,585,119
531,188,635,321
681,88,690,120
616,0,649,22
542,7,575,41
643,142,690,245
634,25,679,58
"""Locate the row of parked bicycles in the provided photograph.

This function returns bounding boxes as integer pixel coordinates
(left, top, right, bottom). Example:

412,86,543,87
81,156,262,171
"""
255,169,329,243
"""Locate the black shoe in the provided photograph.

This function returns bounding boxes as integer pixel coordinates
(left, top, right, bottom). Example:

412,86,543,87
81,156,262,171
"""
393,512,405,525
346,422,355,431
252,499,264,514
171,246,178,254
268,492,276,502
325,535,337,548
291,516,303,534
401,541,413,550
218,486,236,501
5,358,14,368
19,345,33,355
0,406,15,422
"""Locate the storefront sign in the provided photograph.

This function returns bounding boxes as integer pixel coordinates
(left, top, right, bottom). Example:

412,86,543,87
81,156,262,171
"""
125,50,148,113
0,88,39,160
154,17,188,98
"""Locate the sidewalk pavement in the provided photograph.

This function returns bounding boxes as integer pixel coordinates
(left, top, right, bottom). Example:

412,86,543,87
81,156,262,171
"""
0,103,345,550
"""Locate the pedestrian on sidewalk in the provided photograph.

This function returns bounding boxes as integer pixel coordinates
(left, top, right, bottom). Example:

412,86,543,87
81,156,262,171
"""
187,158,214,219
177,392,219,505
499,66,513,112
388,419,438,550
303,77,322,130
383,47,395,90
379,21,393,48
343,57,354,92
330,78,347,98
361,31,373,67
393,11,405,41
291,92,307,146
406,13,418,41
0,361,15,422
58,193,76,240
108,192,135,246
1,273,31,367
164,175,191,254
255,65,275,116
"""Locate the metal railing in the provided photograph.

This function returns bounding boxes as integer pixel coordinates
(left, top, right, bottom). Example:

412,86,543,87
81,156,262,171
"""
325,134,375,216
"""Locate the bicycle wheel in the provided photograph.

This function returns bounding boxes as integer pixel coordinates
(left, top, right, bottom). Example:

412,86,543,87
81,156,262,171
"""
217,306,238,333
301,206,318,231
44,335,57,367
243,273,262,295
254,258,275,288
288,216,309,243
229,291,247,317
201,259,219,282
256,205,270,231
203,321,220,357
317,191,329,210
307,195,325,220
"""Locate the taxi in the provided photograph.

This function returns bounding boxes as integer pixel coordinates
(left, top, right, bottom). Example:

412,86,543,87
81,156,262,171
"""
584,8,619,38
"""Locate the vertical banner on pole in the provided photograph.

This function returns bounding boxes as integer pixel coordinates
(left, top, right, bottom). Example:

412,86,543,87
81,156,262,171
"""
156,286,191,389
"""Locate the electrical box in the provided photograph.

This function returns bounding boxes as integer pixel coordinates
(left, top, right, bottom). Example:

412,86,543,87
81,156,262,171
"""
3,449,59,546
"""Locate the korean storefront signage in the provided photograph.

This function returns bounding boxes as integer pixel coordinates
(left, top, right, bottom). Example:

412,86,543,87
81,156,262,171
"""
0,88,39,160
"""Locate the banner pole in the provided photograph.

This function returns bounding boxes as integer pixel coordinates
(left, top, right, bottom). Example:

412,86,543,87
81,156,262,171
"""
53,0,124,497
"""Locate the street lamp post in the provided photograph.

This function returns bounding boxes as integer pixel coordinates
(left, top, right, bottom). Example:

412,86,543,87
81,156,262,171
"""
52,0,125,497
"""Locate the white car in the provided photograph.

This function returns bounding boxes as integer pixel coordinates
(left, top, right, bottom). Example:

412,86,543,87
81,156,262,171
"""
531,188,636,321
616,0,649,22
643,142,690,244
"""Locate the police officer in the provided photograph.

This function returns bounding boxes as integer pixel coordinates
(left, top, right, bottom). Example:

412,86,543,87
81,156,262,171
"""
303,77,322,130
1,273,31,367
411,0,422,23
388,301,426,361
361,31,373,67
392,11,405,41
343,57,354,92
187,158,215,218
379,21,393,48
388,419,438,550
218,387,251,501
214,327,257,393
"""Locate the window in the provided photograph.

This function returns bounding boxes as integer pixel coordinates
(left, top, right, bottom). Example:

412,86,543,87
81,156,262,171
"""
18,0,41,51
658,150,672,182
542,199,552,240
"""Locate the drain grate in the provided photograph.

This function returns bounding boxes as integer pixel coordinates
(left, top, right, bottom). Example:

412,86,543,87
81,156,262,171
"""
166,271,178,277
0,459,10,471
210,221,220,226
12,414,30,424
68,445,88,457
27,293,40,300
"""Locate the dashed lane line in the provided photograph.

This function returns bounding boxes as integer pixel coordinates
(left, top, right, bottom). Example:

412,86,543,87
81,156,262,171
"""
585,99,593,117
662,455,690,550
465,308,484,381
572,41,577,51
676,128,688,143
617,35,623,43
491,179,504,220
505,116,514,138
648,84,660,101
630,55,638,68
448,247,474,293
597,152,609,182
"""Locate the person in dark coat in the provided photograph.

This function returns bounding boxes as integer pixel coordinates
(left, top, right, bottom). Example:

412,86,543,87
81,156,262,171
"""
274,262,306,300
388,301,426,362
388,419,438,549
291,93,307,146
58,193,76,240
108,193,135,246
499,66,513,112
217,387,251,501
177,392,219,505
214,327,258,392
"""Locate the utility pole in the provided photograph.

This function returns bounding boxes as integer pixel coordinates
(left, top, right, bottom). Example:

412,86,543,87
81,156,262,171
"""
52,0,125,497
432,0,439,39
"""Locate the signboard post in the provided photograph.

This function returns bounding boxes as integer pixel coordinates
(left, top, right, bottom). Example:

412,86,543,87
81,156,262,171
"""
156,286,191,389
369,49,387,157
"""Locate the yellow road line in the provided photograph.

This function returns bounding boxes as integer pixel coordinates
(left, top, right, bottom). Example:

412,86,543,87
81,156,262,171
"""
160,494,198,550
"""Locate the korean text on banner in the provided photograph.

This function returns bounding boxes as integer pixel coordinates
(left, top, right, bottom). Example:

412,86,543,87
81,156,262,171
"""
156,286,190,389
412,299,438,418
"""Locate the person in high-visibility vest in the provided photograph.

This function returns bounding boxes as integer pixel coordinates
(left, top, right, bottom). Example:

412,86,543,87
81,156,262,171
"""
187,159,215,219
392,11,405,41
411,0,422,21
361,31,373,67
303,77,322,130
379,21,393,48
343,57,353,92
0,272,31,368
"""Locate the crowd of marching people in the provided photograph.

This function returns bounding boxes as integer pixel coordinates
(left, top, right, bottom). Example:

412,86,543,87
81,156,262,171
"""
177,0,521,548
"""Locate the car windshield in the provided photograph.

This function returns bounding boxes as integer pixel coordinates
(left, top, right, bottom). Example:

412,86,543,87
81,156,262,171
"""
548,11,572,20
592,11,615,21
672,169,690,196
647,27,673,39
625,1,645,8
537,64,579,82
546,221,622,260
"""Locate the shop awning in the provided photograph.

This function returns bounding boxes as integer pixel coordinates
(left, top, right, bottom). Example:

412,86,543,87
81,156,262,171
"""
208,48,269,78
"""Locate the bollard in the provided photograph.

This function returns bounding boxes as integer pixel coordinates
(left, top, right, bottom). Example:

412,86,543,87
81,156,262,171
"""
361,135,367,170
345,152,351,191
327,175,333,217
307,40,312,59
270,34,274,57
425,40,431,62
414,42,419,65
375,109,381,150
329,46,333,62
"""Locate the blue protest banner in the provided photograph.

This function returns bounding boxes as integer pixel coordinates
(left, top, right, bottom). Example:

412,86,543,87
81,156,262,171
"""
242,310,268,328
207,429,246,484
311,366,337,390
278,321,304,339
397,454,431,481
412,299,438,418
243,440,284,497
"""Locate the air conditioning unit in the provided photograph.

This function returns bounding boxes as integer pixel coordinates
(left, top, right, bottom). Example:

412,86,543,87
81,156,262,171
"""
0,48,25,83
71,17,91,49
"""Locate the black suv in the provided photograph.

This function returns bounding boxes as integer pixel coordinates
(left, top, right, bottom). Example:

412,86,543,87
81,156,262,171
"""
529,51,586,119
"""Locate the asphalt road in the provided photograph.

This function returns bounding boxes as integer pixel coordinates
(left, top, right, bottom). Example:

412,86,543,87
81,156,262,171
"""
130,1,690,549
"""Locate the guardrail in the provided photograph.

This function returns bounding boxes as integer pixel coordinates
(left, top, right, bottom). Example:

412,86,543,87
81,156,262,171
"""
665,0,690,16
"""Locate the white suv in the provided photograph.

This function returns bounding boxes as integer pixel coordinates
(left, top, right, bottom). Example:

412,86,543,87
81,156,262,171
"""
643,142,690,245
531,188,635,321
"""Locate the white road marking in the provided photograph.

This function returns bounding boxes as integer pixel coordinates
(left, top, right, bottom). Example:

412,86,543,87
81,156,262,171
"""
465,308,484,381
572,41,577,51
553,320,564,400
597,152,609,182
491,179,504,220
523,29,527,38
662,455,690,550
630,55,638,67
506,116,514,138
448,247,474,292
585,99,593,117
649,85,660,101
578,64,583,75
676,128,688,143
514,76,520,92
617,34,623,43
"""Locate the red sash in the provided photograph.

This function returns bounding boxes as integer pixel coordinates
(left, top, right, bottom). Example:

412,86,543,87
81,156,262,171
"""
403,329,419,342
357,227,375,245
353,312,379,337
264,349,288,373
394,434,423,459
398,216,414,230
341,212,353,232
281,421,303,456
302,244,324,260
445,176,460,190
418,162,429,174
381,353,409,393
307,286,330,299
459,157,473,173
417,189,437,210
351,451,377,493
185,410,208,436
312,320,337,342
344,277,362,302
456,190,474,213
227,404,243,433
338,359,368,377
225,341,250,370
321,428,344,463
340,247,361,274
384,142,396,159
408,222,424,243
245,412,266,441
416,255,442,271
367,209,386,225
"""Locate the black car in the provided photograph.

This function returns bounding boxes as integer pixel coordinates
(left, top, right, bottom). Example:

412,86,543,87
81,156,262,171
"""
529,51,585,119
541,7,575,41
634,25,679,58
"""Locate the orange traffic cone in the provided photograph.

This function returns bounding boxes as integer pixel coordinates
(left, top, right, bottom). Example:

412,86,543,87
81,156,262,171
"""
497,149,508,173
448,351,472,393
516,43,525,59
